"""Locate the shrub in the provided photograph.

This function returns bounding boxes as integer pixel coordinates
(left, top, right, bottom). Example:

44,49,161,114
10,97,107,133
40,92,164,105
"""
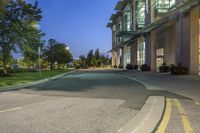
133,65,138,70
0,68,14,77
140,64,151,71
113,65,117,68
0,69,4,77
170,63,188,75
159,62,170,73
118,64,124,69
14,68,38,73
126,64,133,70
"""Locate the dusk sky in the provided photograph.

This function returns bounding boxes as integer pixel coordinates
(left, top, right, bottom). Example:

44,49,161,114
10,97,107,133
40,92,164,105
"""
26,0,117,58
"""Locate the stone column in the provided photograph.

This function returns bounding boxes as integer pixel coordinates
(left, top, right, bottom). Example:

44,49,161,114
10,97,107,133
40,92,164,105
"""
150,30,157,71
190,6,200,74
131,41,137,66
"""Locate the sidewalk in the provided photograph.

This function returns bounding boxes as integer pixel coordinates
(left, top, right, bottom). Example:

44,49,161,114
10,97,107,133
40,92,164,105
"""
121,71,200,102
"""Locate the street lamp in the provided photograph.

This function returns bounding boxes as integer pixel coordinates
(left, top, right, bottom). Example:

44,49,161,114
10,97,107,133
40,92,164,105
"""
66,46,69,50
38,46,41,77
32,22,42,77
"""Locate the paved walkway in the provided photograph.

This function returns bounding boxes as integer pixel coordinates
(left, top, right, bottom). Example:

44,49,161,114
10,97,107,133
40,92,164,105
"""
121,71,200,102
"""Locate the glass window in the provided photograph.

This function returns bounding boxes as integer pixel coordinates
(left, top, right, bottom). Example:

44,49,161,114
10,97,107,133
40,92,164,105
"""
124,12,131,31
137,41,146,66
169,0,175,7
136,0,145,29
155,0,176,13
157,48,164,56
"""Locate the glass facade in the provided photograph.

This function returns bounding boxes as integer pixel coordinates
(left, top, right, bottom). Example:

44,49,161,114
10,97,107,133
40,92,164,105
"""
136,0,145,29
169,0,175,7
124,12,131,31
137,41,146,66
112,25,116,46
155,0,176,13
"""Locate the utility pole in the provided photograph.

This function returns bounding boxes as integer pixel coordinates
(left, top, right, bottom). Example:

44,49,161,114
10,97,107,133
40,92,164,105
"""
38,46,41,77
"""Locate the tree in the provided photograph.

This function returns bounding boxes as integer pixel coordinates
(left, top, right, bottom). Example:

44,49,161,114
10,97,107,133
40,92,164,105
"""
0,0,8,13
45,39,57,70
0,0,43,74
55,43,72,68
44,39,73,70
73,55,88,69
86,49,94,67
94,49,100,67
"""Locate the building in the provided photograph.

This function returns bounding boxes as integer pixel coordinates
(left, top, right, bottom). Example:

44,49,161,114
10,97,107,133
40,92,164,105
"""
107,0,200,75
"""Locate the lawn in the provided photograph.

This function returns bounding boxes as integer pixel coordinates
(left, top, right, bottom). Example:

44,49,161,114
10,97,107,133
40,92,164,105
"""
0,70,70,87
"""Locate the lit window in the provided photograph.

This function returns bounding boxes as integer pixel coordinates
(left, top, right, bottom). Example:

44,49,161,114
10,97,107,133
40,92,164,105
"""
169,0,175,7
157,48,164,56
124,12,131,31
137,41,146,66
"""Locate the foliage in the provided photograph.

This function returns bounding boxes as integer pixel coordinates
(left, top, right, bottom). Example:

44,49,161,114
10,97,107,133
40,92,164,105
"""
86,49,94,67
159,62,170,73
0,0,8,14
170,63,188,75
0,0,43,75
126,64,133,70
73,49,111,69
118,64,123,69
133,65,138,70
44,39,73,70
140,64,151,71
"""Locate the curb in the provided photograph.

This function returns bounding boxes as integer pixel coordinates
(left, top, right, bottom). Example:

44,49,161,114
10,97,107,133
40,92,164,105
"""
118,96,165,133
0,70,76,92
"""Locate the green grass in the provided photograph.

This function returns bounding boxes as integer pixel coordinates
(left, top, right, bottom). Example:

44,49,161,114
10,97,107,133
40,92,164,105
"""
0,70,70,88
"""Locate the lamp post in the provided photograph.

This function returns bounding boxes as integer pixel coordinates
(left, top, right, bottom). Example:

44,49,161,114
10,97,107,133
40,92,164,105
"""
38,46,41,77
66,46,69,50
32,22,41,77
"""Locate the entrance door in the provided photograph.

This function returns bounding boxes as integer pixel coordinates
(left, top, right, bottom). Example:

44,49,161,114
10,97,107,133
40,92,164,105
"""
156,57,164,71
156,48,164,71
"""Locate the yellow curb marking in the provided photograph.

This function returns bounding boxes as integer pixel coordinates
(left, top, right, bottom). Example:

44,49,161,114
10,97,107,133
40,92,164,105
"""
173,99,195,133
156,98,172,133
0,107,22,113
194,101,200,106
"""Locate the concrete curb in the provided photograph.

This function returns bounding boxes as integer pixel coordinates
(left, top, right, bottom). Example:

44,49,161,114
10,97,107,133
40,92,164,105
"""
0,70,76,92
118,96,165,133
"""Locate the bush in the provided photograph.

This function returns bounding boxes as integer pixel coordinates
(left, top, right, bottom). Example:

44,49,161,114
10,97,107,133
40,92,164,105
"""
14,68,38,73
113,65,117,68
0,69,4,77
159,62,170,73
140,64,151,71
170,63,188,75
133,65,138,70
126,64,133,70
118,64,123,69
0,68,14,77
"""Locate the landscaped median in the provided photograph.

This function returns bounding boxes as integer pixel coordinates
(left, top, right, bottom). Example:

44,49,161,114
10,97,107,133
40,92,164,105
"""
0,70,74,90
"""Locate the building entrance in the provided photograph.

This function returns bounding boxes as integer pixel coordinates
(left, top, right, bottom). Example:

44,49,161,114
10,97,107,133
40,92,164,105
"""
156,48,164,71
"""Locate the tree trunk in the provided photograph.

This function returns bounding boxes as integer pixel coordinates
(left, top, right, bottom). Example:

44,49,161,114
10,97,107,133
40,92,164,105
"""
50,61,53,70
2,56,7,75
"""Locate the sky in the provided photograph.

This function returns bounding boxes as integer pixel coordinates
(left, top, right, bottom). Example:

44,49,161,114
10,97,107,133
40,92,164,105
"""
25,0,117,58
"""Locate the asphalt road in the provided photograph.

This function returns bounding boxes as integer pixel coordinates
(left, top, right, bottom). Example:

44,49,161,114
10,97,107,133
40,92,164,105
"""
0,70,193,133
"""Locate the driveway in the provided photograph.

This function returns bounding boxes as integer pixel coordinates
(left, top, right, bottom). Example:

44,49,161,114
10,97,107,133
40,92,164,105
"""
0,70,187,133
